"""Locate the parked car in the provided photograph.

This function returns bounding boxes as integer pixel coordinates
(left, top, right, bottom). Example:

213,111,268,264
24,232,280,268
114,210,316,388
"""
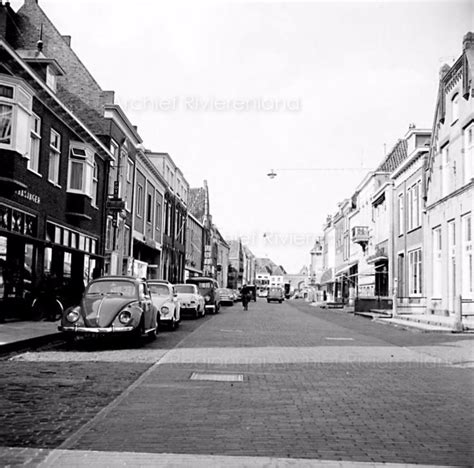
148,281,181,330
186,277,221,314
267,286,284,303
58,276,158,340
174,283,205,319
233,289,242,301
218,288,234,306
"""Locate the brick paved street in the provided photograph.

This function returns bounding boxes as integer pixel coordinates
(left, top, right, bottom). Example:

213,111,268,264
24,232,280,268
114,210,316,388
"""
1,300,473,466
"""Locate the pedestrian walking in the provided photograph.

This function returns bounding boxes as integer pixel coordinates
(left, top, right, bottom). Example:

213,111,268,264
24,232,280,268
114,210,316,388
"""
242,287,250,311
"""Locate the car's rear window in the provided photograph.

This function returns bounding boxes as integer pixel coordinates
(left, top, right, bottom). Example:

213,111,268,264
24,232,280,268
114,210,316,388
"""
174,285,195,294
87,280,136,298
188,281,214,289
149,284,171,296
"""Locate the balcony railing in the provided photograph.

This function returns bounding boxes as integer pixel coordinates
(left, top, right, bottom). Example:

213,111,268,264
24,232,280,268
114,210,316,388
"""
351,226,369,244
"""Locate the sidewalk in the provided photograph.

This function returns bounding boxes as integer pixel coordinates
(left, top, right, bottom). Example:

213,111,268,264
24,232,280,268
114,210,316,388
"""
311,301,473,333
0,319,62,352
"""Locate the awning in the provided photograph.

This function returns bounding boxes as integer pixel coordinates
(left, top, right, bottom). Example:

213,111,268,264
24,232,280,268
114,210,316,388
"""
335,262,358,276
366,254,388,265
320,268,334,284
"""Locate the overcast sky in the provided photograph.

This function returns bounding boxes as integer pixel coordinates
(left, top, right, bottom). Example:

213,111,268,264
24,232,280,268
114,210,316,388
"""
12,0,472,273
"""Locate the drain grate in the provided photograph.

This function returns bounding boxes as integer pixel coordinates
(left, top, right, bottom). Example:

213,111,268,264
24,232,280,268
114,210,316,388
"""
190,372,244,382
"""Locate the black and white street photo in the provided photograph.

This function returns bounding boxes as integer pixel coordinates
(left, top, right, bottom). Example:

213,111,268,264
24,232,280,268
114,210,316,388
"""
0,0,473,466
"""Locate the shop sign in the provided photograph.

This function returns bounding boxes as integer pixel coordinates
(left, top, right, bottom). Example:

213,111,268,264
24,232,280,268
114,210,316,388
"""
14,190,41,205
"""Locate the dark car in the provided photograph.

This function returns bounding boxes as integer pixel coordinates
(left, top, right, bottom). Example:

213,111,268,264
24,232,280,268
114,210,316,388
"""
58,276,158,340
186,277,221,314
241,285,257,302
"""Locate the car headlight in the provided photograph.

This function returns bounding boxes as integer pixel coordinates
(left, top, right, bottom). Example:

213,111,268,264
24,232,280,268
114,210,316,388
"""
118,310,132,324
66,307,80,323
161,306,170,315
204,295,211,301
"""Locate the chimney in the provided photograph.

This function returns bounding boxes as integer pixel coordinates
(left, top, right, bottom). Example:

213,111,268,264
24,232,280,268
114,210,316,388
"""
62,35,71,46
463,31,474,51
102,90,115,105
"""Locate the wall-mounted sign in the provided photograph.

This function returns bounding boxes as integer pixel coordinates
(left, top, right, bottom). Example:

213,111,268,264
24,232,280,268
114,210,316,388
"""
14,190,40,204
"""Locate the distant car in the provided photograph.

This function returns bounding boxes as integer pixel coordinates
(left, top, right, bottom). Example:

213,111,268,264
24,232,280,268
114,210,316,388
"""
58,276,158,340
267,286,284,304
174,283,205,319
148,281,181,330
218,288,234,306
186,277,221,314
233,289,242,301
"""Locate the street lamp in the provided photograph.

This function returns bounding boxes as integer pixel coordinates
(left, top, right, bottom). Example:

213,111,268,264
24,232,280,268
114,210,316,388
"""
267,167,371,178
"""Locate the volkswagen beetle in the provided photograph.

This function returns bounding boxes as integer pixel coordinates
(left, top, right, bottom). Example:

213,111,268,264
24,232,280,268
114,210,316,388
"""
148,281,181,330
58,276,158,340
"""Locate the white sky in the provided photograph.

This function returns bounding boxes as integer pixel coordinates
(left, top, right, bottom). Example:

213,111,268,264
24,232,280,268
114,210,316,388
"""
12,0,473,273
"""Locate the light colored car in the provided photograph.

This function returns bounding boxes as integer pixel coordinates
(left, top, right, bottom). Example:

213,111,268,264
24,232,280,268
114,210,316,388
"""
174,284,205,319
186,277,221,314
218,288,234,306
58,276,158,340
267,286,284,304
148,281,181,330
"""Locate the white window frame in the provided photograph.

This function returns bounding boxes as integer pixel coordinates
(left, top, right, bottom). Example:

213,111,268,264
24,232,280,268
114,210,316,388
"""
48,128,61,185
463,123,473,185
408,248,422,296
462,214,473,299
108,139,119,197
136,183,144,218
28,113,41,174
432,226,442,298
398,193,404,235
0,77,33,155
67,141,95,196
91,162,98,207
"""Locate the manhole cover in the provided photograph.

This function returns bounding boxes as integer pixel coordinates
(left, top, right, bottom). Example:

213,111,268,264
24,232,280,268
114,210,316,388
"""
190,373,243,382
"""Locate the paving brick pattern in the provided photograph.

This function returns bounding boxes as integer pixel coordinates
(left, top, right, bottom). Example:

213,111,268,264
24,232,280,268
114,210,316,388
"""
0,361,149,449
66,362,474,466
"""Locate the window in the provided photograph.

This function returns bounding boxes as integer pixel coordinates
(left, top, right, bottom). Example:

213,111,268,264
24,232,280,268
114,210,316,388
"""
126,159,133,211
398,193,404,235
432,227,442,297
408,249,422,295
0,104,13,145
155,196,162,233
68,143,95,196
451,93,459,124
46,66,57,93
463,124,473,185
48,129,61,185
448,220,456,304
462,214,473,298
92,162,98,206
146,193,153,223
136,184,144,217
28,114,41,173
108,140,119,197
440,145,449,198
0,78,33,155
407,181,421,231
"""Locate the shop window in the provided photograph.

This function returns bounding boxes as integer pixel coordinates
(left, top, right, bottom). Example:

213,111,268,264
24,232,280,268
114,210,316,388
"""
44,247,52,273
64,252,72,278
28,114,41,173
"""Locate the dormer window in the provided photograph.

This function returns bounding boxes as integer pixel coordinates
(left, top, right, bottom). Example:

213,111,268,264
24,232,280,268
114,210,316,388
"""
451,93,459,124
46,66,57,92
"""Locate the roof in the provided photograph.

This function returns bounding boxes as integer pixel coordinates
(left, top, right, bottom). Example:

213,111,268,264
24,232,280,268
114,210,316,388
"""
376,139,408,173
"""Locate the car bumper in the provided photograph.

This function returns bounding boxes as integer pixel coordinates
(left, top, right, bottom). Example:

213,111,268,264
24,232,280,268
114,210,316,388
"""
59,325,135,334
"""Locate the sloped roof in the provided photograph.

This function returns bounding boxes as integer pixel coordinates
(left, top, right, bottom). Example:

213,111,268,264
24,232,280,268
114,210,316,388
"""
273,265,287,276
376,139,408,173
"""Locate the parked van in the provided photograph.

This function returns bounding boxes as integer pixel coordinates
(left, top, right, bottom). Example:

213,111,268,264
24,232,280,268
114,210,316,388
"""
186,277,221,314
267,286,284,304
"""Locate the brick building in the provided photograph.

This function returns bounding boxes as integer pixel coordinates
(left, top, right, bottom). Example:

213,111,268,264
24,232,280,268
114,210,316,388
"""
0,2,111,317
